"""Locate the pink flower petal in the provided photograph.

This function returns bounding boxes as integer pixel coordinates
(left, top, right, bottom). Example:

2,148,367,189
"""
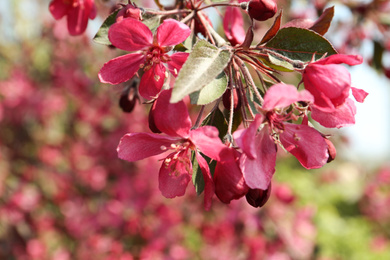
108,19,153,52
304,64,351,111
280,123,328,169
351,87,368,103
263,84,314,111
49,0,71,20
66,0,94,35
139,63,166,99
311,98,356,128
98,53,145,85
315,54,363,66
196,152,215,211
153,89,192,138
234,114,264,159
214,148,248,204
159,151,192,198
240,127,277,190
117,133,179,162
156,19,191,47
223,7,245,46
189,126,226,161
167,52,189,77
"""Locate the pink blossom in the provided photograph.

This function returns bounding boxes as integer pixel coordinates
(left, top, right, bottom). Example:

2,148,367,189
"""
235,84,328,190
303,54,365,112
49,0,96,35
117,90,226,210
99,19,191,100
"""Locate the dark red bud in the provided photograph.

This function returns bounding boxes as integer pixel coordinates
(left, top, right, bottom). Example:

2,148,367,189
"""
247,0,277,21
222,88,241,111
324,138,336,163
245,183,272,208
119,85,138,113
148,101,161,133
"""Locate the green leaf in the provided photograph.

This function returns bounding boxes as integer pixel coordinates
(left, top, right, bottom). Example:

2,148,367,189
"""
191,108,227,195
93,10,119,45
93,9,161,46
170,40,232,103
264,27,337,62
183,32,196,51
265,53,295,72
189,72,228,105
142,10,162,32
191,152,217,195
191,152,203,195
173,43,188,52
373,40,384,70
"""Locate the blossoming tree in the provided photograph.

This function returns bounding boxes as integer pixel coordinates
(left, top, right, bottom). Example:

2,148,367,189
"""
48,0,369,209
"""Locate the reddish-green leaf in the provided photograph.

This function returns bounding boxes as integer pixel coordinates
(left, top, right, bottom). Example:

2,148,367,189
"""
259,10,283,45
309,6,334,36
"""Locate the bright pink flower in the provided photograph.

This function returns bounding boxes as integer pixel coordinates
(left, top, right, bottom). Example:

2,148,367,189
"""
303,54,364,112
117,90,226,210
49,0,96,35
99,19,191,100
223,6,246,46
235,84,328,190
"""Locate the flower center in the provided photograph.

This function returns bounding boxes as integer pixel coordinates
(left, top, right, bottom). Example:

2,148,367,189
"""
141,46,171,71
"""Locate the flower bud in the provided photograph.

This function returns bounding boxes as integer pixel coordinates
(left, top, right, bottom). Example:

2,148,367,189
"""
247,0,277,21
148,101,161,133
245,183,272,208
324,138,336,163
116,1,142,22
119,86,138,113
222,88,241,111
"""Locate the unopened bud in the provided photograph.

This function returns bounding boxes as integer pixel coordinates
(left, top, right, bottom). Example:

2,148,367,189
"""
247,0,277,21
222,88,241,111
116,1,142,22
119,82,139,113
148,101,161,133
324,138,336,163
245,183,272,208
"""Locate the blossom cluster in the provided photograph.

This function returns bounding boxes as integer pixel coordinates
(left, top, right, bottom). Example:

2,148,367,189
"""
0,25,321,259
47,0,369,209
